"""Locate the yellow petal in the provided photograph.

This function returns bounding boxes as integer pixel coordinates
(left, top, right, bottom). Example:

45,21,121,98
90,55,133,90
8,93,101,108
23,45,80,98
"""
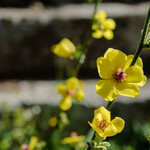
104,48,127,72
104,48,114,58
104,117,124,137
67,77,79,90
92,24,99,30
57,84,67,96
103,123,118,137
136,75,147,87
61,136,84,144
95,106,110,122
88,121,104,138
59,96,72,111
103,30,114,40
124,55,143,69
94,10,107,22
92,113,102,127
103,18,116,30
125,65,143,83
97,57,113,79
96,80,119,101
111,117,125,133
72,89,85,102
51,38,76,58
28,137,38,150
116,81,139,97
92,30,103,39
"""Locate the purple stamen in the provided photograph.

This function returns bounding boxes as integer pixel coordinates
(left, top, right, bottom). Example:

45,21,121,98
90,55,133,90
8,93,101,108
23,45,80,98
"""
113,68,127,82
67,90,74,96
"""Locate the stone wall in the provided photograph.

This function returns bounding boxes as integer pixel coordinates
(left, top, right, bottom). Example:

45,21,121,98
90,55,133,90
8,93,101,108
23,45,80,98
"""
0,3,150,79
0,0,149,7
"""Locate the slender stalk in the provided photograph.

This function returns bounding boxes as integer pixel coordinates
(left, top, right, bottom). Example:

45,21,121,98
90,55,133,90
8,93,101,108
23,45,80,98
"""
130,7,150,66
106,101,114,110
73,0,99,77
86,6,150,150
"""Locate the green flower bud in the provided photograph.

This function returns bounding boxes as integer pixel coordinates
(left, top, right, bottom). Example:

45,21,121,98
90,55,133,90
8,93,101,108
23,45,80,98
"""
90,140,97,148
100,142,111,148
96,145,107,150
58,112,69,129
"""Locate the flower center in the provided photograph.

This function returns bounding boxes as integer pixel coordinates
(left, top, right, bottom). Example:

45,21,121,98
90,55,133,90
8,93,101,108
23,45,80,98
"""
98,24,105,31
21,144,28,150
99,119,109,132
70,132,78,138
113,68,127,82
67,90,74,96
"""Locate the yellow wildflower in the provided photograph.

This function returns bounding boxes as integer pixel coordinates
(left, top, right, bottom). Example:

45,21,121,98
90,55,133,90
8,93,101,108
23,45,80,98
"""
51,38,76,58
96,48,147,101
57,77,85,111
61,132,85,144
92,10,116,40
28,137,38,150
49,117,57,127
88,106,125,138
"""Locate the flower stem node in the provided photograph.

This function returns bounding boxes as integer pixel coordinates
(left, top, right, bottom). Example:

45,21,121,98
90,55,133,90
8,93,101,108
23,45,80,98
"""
58,112,70,129
90,136,111,150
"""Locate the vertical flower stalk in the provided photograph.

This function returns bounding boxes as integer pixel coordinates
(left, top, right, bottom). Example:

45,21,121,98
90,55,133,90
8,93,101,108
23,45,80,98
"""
72,0,100,77
86,7,150,150
130,7,150,66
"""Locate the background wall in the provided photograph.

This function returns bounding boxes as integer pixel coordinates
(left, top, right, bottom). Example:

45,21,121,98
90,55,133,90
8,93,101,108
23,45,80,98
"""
0,2,150,80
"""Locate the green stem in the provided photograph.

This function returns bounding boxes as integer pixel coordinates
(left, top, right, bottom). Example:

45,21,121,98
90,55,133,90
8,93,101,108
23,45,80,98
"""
106,101,114,110
87,7,150,150
130,7,150,66
73,0,99,77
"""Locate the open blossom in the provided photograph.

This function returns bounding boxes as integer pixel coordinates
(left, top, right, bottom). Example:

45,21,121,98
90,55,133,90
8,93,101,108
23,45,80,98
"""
51,38,76,58
92,10,116,40
57,77,85,111
88,106,125,138
96,48,147,101
61,132,85,145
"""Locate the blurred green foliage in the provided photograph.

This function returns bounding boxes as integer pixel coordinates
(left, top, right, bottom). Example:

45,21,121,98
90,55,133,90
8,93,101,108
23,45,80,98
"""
0,103,150,150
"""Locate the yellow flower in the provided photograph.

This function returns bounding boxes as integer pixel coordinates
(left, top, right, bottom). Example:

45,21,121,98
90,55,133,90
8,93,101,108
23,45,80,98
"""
49,117,57,127
28,137,38,150
92,10,116,40
96,48,147,101
57,77,85,111
88,106,125,138
61,132,85,145
51,38,76,58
